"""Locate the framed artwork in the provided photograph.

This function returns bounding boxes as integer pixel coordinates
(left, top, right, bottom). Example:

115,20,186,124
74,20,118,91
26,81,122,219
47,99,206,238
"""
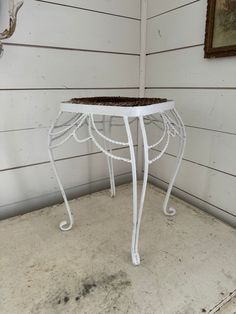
204,0,236,58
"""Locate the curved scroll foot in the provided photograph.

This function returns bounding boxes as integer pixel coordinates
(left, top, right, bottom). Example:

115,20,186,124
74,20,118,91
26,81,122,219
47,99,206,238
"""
163,206,176,216
49,146,74,232
59,219,73,231
162,108,186,218
48,115,75,233
131,251,140,266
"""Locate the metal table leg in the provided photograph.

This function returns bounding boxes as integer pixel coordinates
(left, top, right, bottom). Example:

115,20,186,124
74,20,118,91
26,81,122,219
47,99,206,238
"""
125,110,186,265
103,116,116,197
48,111,79,231
145,108,186,216
162,108,186,216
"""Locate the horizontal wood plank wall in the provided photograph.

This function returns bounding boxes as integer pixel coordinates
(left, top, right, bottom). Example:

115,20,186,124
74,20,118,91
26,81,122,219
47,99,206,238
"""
0,0,140,219
36,0,140,19
146,0,236,226
4,0,140,54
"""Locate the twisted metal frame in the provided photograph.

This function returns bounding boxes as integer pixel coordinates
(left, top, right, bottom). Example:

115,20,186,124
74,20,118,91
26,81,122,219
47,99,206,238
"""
48,108,186,265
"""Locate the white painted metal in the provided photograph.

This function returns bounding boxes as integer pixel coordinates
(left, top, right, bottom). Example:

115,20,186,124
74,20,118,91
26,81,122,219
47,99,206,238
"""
136,116,149,258
103,116,116,197
48,100,185,265
123,115,139,265
88,117,131,163
162,109,186,215
61,101,174,117
48,110,74,231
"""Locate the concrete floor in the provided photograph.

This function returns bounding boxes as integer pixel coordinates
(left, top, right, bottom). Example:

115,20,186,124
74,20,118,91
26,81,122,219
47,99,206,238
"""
1,183,236,314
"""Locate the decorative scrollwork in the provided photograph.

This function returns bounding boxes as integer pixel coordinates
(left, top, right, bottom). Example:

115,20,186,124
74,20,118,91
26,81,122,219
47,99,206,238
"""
50,113,81,135
88,115,131,163
147,110,184,164
90,114,129,147
162,112,183,138
49,110,183,166
49,113,89,149
48,112,132,162
148,114,167,149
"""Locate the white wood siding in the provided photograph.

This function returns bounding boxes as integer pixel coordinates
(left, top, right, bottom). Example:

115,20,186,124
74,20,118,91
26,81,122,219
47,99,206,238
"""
0,0,140,218
1,45,139,89
146,0,236,225
38,0,140,19
147,0,197,18
5,0,140,54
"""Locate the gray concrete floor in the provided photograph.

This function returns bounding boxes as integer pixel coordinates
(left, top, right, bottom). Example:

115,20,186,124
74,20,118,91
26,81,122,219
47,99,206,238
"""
1,183,236,314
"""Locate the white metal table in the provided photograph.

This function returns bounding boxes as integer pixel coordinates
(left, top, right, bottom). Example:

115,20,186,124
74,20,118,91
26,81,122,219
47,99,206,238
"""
48,97,186,266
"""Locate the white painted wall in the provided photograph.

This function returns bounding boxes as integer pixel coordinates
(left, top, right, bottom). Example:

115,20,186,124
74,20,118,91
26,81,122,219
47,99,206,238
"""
146,0,236,226
0,0,140,218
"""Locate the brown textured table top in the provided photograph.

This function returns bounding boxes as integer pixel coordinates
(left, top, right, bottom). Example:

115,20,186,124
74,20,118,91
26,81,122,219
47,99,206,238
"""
67,97,167,107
